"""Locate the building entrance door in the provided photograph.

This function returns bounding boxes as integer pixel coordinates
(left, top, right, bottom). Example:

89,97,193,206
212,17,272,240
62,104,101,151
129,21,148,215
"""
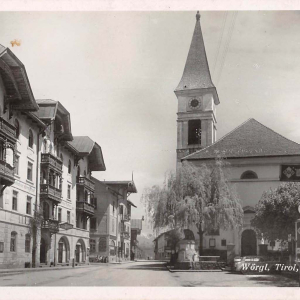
76,244,81,262
40,238,47,264
58,242,63,263
241,229,257,256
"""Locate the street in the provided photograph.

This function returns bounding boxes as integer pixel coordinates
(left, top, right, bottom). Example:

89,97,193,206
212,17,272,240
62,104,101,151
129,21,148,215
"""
0,261,298,287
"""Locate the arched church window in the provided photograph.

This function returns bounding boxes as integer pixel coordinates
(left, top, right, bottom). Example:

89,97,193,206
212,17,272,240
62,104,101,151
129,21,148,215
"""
188,119,201,145
241,170,258,180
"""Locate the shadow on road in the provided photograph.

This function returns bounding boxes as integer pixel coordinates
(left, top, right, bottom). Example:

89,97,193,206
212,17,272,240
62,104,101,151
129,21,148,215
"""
118,263,168,272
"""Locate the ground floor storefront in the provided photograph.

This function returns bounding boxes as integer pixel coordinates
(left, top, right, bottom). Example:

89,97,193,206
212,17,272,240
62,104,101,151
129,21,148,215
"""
89,234,131,262
39,228,90,266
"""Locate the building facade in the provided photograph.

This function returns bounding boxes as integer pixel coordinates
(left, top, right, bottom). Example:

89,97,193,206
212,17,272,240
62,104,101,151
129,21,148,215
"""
175,13,300,259
0,44,45,268
0,45,107,269
90,179,137,262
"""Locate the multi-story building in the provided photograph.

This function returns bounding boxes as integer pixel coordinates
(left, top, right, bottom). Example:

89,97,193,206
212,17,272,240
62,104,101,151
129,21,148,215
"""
90,178,137,262
0,44,107,269
0,44,46,268
34,101,106,266
130,218,142,260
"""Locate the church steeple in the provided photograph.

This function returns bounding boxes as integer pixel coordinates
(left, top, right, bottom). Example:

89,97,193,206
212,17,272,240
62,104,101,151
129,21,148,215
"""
175,11,219,105
175,12,220,166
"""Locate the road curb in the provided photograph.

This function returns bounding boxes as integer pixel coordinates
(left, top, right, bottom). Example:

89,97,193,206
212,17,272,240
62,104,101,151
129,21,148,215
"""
166,266,223,273
0,264,99,276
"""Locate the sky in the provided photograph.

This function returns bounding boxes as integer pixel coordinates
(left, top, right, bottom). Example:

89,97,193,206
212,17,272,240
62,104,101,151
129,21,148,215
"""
1,11,300,232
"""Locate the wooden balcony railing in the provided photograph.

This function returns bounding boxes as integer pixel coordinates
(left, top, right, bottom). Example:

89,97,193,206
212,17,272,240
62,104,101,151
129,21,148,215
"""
77,176,95,192
122,214,131,222
40,184,62,204
76,201,95,216
0,117,16,139
0,159,15,186
121,231,130,240
41,219,59,234
41,153,63,172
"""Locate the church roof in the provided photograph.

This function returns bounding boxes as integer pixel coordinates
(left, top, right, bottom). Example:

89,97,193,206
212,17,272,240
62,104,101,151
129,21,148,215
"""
175,12,219,104
183,118,300,160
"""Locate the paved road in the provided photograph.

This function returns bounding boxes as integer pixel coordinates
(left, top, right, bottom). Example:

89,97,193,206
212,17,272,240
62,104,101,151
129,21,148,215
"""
0,261,298,286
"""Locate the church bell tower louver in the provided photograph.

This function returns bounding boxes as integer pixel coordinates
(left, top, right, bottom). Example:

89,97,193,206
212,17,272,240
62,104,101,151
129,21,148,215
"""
174,11,220,165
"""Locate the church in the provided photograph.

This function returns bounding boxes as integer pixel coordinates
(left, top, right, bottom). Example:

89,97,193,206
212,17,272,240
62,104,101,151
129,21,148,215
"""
175,12,300,257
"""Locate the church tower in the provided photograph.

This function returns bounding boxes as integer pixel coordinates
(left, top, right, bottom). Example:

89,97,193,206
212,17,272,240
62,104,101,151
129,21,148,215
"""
175,12,220,165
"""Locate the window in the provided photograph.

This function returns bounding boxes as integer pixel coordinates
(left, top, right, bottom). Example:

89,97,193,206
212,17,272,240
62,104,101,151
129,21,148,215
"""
12,191,18,211
209,238,216,248
68,159,71,174
26,196,32,215
188,119,201,145
90,218,96,230
27,162,33,181
60,153,63,163
58,208,62,222
10,232,17,252
67,184,71,199
25,234,31,253
43,139,47,153
14,155,19,175
28,129,33,148
83,218,87,229
207,228,220,236
0,242,3,253
15,119,20,140
67,211,71,224
90,239,96,253
221,239,227,247
241,170,258,180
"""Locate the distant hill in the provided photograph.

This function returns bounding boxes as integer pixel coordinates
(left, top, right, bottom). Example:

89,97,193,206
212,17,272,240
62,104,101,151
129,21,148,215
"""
136,233,155,259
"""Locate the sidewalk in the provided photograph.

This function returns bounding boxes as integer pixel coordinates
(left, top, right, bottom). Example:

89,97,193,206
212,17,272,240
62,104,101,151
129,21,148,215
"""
0,263,99,276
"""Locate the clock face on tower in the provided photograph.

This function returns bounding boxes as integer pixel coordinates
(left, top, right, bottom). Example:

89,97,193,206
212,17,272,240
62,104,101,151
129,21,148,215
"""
188,97,202,110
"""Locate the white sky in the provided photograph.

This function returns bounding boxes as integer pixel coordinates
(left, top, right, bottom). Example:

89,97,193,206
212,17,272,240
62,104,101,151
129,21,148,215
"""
1,10,300,228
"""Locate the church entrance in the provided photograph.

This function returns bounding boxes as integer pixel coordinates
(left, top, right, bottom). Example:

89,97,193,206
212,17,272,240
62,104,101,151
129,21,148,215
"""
241,229,257,256
40,238,47,264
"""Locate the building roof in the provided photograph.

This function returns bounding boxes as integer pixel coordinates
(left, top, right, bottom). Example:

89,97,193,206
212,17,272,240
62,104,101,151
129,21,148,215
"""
104,181,137,193
131,219,142,230
183,118,300,160
34,99,73,141
0,44,39,111
174,12,219,105
67,136,106,171
127,199,137,208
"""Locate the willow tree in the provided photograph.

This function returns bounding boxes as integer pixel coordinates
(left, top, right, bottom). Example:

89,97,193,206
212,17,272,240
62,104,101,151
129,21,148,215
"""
142,159,243,255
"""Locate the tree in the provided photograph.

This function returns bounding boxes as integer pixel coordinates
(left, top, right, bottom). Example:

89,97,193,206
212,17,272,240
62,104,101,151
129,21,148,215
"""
28,203,43,268
251,182,300,243
141,158,243,255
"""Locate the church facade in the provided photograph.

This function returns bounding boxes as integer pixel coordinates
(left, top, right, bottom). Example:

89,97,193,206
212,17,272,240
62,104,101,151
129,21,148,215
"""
175,12,300,257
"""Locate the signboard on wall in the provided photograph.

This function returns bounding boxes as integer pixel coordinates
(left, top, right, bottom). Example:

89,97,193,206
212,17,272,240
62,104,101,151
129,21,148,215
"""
280,165,300,181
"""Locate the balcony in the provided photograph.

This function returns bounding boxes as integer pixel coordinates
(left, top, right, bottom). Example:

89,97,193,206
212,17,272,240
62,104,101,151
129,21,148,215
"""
77,176,95,192
40,184,62,204
76,201,95,217
121,214,131,222
121,231,130,240
0,117,16,141
41,153,63,173
0,159,15,186
41,219,59,234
